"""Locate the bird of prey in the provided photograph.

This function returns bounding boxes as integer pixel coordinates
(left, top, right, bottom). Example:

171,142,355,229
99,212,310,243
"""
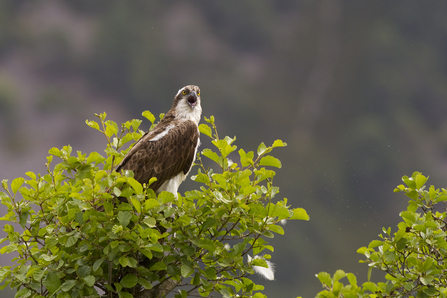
116,85,202,197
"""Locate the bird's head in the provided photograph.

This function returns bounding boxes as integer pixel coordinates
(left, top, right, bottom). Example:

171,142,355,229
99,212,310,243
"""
172,85,202,124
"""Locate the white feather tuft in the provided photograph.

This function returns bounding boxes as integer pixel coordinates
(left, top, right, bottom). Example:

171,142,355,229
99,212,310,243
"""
248,255,275,281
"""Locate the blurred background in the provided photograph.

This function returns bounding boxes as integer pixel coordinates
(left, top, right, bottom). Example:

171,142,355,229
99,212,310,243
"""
1,1,447,297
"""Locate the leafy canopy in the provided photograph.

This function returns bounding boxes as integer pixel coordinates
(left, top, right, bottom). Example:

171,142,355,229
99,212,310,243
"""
314,172,447,298
0,112,308,298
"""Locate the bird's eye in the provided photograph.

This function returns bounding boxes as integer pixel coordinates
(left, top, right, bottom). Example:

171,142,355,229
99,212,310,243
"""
182,90,187,95
197,90,200,96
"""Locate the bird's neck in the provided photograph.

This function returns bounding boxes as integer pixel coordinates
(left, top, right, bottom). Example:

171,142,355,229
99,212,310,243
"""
172,102,202,125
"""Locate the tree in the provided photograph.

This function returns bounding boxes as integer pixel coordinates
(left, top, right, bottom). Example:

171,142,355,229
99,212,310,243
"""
0,112,308,298
314,172,447,298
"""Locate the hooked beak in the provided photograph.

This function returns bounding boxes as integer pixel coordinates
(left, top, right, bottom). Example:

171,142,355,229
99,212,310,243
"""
187,91,198,109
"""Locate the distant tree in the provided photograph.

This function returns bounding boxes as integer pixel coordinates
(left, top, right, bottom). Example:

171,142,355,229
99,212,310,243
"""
0,112,308,298
313,172,447,298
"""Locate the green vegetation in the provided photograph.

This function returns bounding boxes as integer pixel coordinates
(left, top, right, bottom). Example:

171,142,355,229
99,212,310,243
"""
0,113,308,298
315,172,447,298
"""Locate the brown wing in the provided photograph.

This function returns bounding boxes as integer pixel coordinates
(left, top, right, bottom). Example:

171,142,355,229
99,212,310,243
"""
116,120,199,191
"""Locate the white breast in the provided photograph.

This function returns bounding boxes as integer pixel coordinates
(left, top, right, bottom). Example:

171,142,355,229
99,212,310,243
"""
157,172,186,198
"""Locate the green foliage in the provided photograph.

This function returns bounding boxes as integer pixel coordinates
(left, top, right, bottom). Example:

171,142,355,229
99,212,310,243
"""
315,172,447,298
0,112,307,298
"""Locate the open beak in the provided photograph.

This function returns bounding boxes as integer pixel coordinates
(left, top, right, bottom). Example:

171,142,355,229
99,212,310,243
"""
187,91,198,109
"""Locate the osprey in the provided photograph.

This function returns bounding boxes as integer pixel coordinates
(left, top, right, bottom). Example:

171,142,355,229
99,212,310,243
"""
116,85,202,197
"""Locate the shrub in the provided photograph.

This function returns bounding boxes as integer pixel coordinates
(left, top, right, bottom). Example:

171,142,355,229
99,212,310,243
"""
315,172,447,298
0,112,308,298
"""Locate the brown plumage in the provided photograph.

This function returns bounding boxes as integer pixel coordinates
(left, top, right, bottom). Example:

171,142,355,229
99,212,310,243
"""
116,85,202,195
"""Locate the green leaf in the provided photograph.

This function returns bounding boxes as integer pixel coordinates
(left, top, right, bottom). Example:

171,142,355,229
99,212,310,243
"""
346,273,357,286
105,121,118,137
176,215,191,226
85,120,100,131
142,110,156,123
86,152,105,165
204,115,215,124
219,288,232,298
138,277,153,290
43,271,61,293
400,210,416,224
11,177,24,194
316,272,332,287
76,266,91,278
48,147,62,157
127,257,138,268
202,148,220,164
93,259,104,272
402,175,416,189
268,224,284,235
192,274,200,286
143,217,156,228
202,217,218,231
262,230,274,238
272,139,287,148
112,225,123,234
232,243,246,256
363,281,377,292
57,292,71,298
119,256,129,267
146,243,163,253
117,211,132,227
65,236,77,247
203,267,217,280
212,139,237,158
212,173,227,189
415,173,428,189
191,173,210,184
150,261,167,271
120,273,138,288
118,244,131,252
394,184,405,192
130,198,141,213
127,177,143,194
33,269,45,282
199,124,213,138
333,270,346,282
61,280,76,292
140,248,153,259
257,142,267,156
25,171,36,180
144,199,160,210
368,240,383,248
84,275,95,287
239,149,254,167
422,257,434,272
422,285,436,295
181,245,196,257
148,177,157,187
19,212,29,228
290,208,309,220
158,191,175,204
15,289,31,298
118,292,133,298
252,258,268,268
181,264,194,277
259,156,282,168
